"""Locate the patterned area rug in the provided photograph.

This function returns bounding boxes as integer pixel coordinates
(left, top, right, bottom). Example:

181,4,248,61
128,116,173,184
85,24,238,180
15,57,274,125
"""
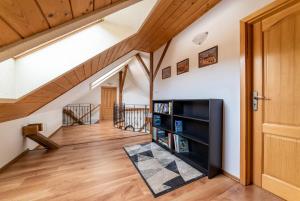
124,142,205,197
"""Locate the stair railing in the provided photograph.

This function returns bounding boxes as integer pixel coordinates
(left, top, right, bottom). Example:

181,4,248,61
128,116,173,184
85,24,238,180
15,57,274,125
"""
113,104,150,133
63,104,99,126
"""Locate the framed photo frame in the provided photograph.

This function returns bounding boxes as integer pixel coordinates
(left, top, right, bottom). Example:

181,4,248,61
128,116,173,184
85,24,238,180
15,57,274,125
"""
176,58,189,75
198,46,218,68
162,66,171,79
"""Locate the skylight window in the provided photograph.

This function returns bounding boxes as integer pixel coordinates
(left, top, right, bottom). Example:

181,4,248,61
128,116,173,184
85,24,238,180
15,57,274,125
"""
0,0,157,100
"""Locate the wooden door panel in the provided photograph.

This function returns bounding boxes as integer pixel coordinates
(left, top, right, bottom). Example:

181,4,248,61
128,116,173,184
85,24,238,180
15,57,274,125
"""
100,87,116,120
259,6,300,200
264,10,300,125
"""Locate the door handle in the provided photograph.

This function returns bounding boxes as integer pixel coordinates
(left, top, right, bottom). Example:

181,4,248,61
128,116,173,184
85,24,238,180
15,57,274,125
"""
253,91,271,111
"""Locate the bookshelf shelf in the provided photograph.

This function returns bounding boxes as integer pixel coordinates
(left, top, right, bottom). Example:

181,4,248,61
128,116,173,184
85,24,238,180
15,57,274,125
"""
173,114,209,123
174,132,209,146
153,125,172,133
153,112,171,116
152,99,223,179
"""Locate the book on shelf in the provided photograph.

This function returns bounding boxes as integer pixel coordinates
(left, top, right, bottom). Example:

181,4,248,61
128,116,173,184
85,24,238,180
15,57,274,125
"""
158,137,169,147
152,127,157,141
174,135,189,153
153,115,161,126
154,102,172,114
168,132,172,148
175,120,183,133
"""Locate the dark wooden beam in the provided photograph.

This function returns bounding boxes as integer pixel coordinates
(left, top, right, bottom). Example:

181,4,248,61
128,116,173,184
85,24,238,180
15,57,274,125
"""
118,65,129,106
154,39,172,78
118,70,123,106
135,53,150,77
149,52,154,135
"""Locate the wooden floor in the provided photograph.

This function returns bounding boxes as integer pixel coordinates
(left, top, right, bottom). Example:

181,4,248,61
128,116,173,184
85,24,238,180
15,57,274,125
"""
51,121,148,146
0,122,282,201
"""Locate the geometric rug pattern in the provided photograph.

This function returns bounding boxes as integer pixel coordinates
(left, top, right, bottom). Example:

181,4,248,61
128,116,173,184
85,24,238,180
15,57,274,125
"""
124,142,205,197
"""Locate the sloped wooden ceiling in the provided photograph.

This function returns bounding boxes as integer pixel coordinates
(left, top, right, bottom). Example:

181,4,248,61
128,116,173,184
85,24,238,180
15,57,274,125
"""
0,0,220,123
0,0,124,47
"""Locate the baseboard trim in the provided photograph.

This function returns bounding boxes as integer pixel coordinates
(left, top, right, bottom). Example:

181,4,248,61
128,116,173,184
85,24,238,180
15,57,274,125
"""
0,148,29,173
222,170,240,182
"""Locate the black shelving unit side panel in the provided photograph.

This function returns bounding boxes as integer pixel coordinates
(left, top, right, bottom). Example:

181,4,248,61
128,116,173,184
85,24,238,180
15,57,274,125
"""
173,100,210,120
208,99,223,178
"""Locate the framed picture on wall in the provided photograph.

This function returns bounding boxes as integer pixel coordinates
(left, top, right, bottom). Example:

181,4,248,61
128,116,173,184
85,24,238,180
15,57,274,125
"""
162,66,171,79
176,58,189,75
199,46,218,68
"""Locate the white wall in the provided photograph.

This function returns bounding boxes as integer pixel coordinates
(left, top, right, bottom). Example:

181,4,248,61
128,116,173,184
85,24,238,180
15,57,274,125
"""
153,0,273,178
0,59,15,99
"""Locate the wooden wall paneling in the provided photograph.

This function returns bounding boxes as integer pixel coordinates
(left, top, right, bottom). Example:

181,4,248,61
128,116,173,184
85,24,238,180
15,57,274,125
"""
137,0,181,50
36,0,73,27
70,0,94,17
0,0,49,37
94,0,112,10
150,0,219,51
91,56,100,74
0,18,22,47
83,59,93,78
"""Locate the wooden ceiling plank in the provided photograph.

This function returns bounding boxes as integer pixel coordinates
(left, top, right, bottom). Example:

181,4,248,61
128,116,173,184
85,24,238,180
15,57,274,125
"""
135,53,150,77
70,0,94,17
0,0,141,61
83,59,93,78
142,0,201,50
94,0,112,10
36,0,73,27
91,56,100,74
150,0,220,51
0,18,22,46
74,65,86,82
0,0,49,37
65,70,81,86
134,0,174,49
98,49,109,70
54,76,73,90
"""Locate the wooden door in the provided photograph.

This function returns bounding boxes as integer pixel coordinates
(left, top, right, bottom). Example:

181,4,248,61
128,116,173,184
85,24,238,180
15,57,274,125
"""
100,87,117,120
252,3,300,200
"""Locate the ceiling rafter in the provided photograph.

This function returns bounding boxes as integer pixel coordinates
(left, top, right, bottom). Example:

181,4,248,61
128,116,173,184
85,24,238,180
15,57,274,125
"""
135,53,150,77
154,39,172,78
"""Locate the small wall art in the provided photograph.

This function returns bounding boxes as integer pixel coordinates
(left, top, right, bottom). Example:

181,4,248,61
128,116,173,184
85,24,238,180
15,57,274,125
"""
176,58,189,75
199,46,218,68
162,66,171,79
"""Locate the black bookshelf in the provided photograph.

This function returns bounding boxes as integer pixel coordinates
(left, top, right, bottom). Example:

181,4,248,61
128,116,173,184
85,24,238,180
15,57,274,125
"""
152,99,223,179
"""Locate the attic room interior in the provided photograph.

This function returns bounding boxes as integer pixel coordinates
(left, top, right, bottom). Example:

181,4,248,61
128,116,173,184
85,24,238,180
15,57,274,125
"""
0,0,299,200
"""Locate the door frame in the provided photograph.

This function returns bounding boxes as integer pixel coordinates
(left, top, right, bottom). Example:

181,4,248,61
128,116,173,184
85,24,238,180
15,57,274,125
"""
239,0,299,185
100,86,117,120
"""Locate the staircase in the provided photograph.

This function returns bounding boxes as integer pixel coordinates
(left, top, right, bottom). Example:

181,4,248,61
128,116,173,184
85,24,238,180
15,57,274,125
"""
22,124,60,150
